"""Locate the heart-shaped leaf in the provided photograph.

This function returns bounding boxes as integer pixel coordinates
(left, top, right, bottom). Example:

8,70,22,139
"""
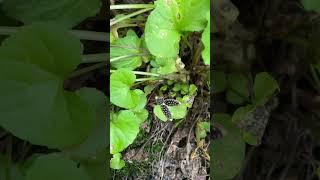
110,153,125,170
301,0,320,12
110,68,145,109
145,0,209,58
0,23,97,149
213,114,245,180
26,154,90,180
153,103,187,122
110,110,141,154
253,72,279,106
153,57,178,75
226,73,249,105
2,0,102,28
111,30,143,70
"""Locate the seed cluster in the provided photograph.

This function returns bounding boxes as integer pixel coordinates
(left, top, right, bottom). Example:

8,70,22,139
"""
155,96,181,121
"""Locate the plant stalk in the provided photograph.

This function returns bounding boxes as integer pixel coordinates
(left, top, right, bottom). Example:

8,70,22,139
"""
135,77,158,82
110,8,153,26
110,69,160,77
82,53,108,63
110,53,149,63
68,62,106,78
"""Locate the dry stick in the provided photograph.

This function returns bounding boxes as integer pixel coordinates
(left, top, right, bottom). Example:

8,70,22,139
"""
135,123,169,157
186,111,200,164
160,123,176,180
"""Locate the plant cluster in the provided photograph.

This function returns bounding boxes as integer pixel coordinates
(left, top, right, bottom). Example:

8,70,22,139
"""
110,0,210,171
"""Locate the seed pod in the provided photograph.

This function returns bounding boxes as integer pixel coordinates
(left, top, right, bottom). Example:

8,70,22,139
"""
164,99,180,106
155,96,164,105
160,104,172,121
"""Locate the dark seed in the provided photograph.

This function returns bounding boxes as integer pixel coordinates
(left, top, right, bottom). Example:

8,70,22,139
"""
160,104,172,120
164,99,180,106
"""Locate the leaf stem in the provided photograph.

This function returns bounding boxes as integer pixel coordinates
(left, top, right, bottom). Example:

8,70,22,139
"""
110,8,153,26
68,62,106,78
132,71,160,77
110,70,160,77
0,26,108,42
135,77,158,82
110,4,154,10
82,53,108,63
110,53,149,63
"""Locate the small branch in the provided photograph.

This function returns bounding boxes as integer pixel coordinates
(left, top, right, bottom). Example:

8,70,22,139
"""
110,8,153,26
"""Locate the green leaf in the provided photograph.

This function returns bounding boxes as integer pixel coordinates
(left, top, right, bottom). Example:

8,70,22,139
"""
110,69,145,109
0,23,96,149
111,30,143,70
201,12,210,65
173,83,182,91
226,73,249,105
63,88,107,161
213,71,227,93
130,90,147,112
213,114,245,180
177,0,210,31
144,84,157,95
26,154,90,180
145,0,209,57
153,103,187,122
110,153,125,170
145,0,180,57
110,110,141,154
2,0,102,28
232,105,255,123
196,121,210,141
155,57,178,75
301,0,320,12
253,72,279,106
188,84,198,95
135,109,149,123
80,152,107,180
242,132,258,146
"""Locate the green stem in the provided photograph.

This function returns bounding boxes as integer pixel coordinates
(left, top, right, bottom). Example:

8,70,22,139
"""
82,53,108,63
110,69,160,77
132,71,160,77
135,77,158,82
110,53,149,63
71,29,108,42
110,8,153,26
110,4,154,10
0,26,108,42
68,62,106,78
